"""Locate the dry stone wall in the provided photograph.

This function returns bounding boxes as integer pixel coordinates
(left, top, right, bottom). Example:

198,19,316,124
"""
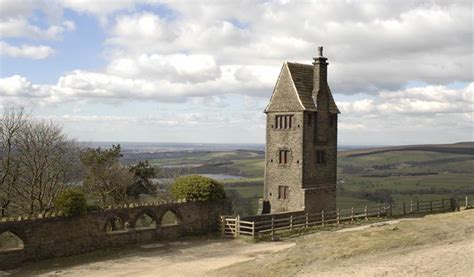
0,199,232,270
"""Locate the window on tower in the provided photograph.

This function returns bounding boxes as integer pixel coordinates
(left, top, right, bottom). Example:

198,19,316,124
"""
279,149,290,164
278,186,289,200
275,115,294,129
316,150,326,164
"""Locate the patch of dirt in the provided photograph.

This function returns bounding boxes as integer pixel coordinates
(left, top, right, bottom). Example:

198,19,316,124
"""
4,210,473,277
6,239,294,276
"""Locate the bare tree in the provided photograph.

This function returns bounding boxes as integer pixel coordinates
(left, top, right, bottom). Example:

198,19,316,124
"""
12,120,82,215
0,106,27,217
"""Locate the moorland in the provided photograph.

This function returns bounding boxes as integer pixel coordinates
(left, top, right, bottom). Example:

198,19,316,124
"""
120,142,474,216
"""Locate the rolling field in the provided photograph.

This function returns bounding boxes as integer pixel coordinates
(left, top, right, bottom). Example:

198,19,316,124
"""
144,142,473,216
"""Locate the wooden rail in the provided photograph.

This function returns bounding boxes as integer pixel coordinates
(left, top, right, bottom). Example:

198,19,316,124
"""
219,197,460,239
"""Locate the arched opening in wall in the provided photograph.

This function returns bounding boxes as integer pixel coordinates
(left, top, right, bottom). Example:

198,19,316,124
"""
105,215,126,233
0,231,24,252
135,212,156,229
160,210,180,226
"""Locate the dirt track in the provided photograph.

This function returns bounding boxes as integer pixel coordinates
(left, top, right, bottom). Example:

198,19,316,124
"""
4,210,474,276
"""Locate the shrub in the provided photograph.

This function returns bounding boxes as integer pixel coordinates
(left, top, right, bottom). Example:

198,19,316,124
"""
171,175,226,202
54,189,88,216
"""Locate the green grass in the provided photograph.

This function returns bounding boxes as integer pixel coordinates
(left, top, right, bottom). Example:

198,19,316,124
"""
230,159,265,177
145,148,473,214
336,196,378,209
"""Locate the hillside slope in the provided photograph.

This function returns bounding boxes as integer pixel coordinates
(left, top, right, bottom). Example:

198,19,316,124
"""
339,142,474,157
214,209,474,276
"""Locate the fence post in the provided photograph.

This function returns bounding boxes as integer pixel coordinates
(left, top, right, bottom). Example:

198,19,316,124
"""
430,201,433,213
417,201,420,212
252,222,255,239
450,198,455,211
403,202,406,215
290,215,293,230
236,215,240,238
364,206,368,221
321,210,325,226
271,217,275,241
377,204,381,218
220,216,225,237
337,209,340,224
410,200,413,214
305,213,309,228
351,207,354,223
457,199,460,211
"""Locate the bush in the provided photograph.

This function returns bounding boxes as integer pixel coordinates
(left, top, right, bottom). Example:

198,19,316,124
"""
171,175,226,202
54,189,88,216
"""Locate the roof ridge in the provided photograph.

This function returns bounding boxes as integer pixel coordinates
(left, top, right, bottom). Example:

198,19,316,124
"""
286,61,312,66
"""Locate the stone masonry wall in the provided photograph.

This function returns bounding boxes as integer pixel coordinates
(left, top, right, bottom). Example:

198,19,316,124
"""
265,112,305,213
0,199,232,270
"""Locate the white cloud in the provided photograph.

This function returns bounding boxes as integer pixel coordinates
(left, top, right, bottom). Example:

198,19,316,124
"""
96,1,472,96
0,17,75,40
0,41,54,59
106,53,222,83
339,84,473,115
59,0,137,15
2,0,473,144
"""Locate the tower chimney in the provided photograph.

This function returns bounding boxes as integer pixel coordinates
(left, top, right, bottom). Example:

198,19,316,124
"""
312,46,328,96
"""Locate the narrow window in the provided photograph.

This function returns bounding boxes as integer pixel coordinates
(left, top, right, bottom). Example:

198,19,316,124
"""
287,115,293,128
275,115,293,129
307,113,312,126
278,150,290,164
278,186,289,199
316,150,326,164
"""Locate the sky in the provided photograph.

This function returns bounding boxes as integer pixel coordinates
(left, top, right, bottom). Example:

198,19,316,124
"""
0,0,472,145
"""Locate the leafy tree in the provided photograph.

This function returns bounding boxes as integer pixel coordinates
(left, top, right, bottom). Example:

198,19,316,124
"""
171,175,225,202
80,145,134,205
54,189,87,216
127,161,156,199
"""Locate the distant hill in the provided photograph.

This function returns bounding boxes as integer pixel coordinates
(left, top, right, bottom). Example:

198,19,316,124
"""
339,142,474,157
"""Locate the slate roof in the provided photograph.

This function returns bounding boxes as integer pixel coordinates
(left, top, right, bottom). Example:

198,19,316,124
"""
286,62,340,114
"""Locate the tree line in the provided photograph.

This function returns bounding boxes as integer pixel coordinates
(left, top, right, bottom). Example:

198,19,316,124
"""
0,106,157,217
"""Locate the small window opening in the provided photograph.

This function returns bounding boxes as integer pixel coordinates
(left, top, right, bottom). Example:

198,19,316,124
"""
105,216,125,233
275,115,294,129
135,213,156,229
0,231,24,251
316,150,326,164
278,186,289,200
279,150,290,164
161,210,179,226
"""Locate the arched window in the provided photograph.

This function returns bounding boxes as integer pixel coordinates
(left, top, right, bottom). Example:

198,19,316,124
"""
0,231,24,251
161,210,180,226
105,215,126,233
135,212,156,229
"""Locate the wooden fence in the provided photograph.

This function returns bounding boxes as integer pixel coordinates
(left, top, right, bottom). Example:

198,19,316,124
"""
219,197,460,239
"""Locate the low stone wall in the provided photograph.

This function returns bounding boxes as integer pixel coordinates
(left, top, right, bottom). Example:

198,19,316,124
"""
0,199,232,270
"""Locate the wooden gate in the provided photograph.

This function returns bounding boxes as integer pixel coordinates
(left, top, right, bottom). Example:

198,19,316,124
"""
219,215,238,237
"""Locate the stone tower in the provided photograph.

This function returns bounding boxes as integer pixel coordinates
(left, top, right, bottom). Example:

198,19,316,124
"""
262,47,340,214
